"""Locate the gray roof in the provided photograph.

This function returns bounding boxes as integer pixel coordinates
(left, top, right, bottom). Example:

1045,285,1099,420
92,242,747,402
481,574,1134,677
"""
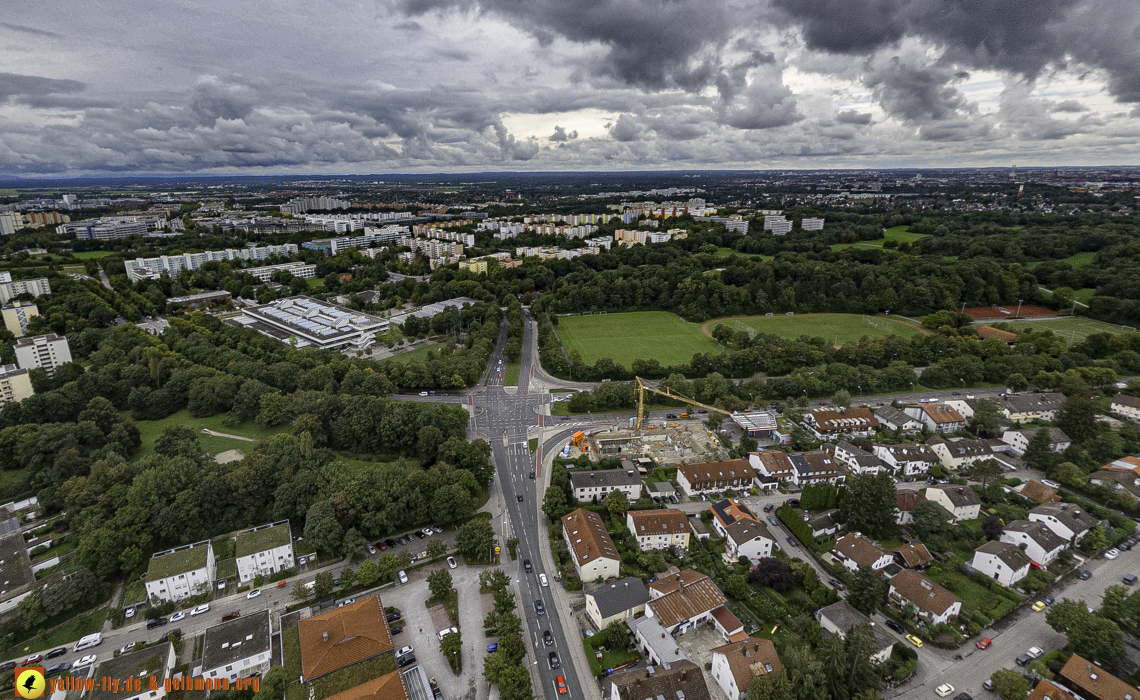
89,643,173,700
1004,520,1069,552
610,660,710,700
646,482,674,495
725,519,775,546
930,438,1007,458
1010,427,1071,444
877,443,937,462
974,541,1031,570
0,533,34,599
587,577,651,619
927,484,982,507
202,609,272,672
818,600,895,651
1005,393,1065,414
1030,502,1097,533
875,405,919,427
570,469,642,490
627,615,691,663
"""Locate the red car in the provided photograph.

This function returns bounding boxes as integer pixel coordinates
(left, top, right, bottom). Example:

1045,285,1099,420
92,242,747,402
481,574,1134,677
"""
22,654,42,665
976,637,991,650
556,676,567,695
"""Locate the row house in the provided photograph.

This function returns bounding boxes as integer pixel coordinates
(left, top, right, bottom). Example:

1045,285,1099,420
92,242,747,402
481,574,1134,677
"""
905,403,967,434
801,408,879,439
1001,520,1067,565
675,460,755,497
873,406,923,434
873,443,938,476
1003,393,1065,424
829,441,885,475
1001,427,1072,455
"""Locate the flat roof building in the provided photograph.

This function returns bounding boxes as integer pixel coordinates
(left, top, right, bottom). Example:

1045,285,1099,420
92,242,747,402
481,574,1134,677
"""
145,540,215,603
233,296,387,351
201,610,273,684
233,521,295,583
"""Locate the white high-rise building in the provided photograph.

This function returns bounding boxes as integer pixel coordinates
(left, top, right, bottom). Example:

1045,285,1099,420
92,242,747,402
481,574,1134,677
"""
801,217,825,231
0,277,50,303
763,215,792,235
14,333,72,375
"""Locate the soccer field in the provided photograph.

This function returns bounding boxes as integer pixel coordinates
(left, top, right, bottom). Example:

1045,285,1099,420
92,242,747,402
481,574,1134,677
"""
993,318,1134,344
707,313,926,345
556,311,720,367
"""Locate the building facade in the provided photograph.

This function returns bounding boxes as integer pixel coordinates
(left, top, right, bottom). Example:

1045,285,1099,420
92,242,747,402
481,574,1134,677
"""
14,333,72,375
144,541,216,603
233,521,295,583
0,302,38,337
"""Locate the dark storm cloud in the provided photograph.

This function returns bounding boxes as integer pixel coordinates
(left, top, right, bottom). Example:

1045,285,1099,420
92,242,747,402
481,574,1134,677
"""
394,0,738,89
609,113,643,142
1052,100,1087,113
864,57,970,122
548,126,577,142
836,110,873,125
0,72,84,100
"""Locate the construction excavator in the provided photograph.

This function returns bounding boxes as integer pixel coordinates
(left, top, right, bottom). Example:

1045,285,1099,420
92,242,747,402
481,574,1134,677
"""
634,376,734,430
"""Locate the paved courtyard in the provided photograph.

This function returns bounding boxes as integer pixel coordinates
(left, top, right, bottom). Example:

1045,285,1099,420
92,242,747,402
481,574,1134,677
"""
675,624,728,700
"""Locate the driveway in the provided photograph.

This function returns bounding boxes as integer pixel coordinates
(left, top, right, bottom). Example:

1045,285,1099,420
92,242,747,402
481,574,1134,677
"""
377,559,488,700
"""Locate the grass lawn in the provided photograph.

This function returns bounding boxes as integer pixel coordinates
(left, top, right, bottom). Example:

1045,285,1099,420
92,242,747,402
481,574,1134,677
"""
928,570,1020,621
557,311,720,367
389,343,442,364
62,265,86,274
131,409,291,458
584,636,640,677
73,251,114,259
122,580,146,606
994,317,1134,344
715,247,774,261
1071,288,1097,304
503,360,520,386
332,454,422,473
1026,251,1098,269
528,438,538,452
0,467,28,500
306,277,325,290
707,313,925,345
14,607,112,655
830,225,927,251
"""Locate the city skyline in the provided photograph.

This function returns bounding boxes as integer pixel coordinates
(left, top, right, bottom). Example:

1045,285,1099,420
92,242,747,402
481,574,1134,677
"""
1,0,1139,174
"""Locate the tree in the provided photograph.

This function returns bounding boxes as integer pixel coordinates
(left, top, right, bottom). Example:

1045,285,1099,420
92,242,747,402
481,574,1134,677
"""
982,514,1004,539
725,574,750,600
603,620,629,649
418,425,445,464
1047,598,1126,661
988,670,1029,700
480,568,511,593
604,489,629,516
440,628,462,671
304,500,344,555
749,558,795,592
377,552,399,582
428,569,453,600
1006,373,1029,393
1023,428,1058,470
456,518,495,561
255,666,291,700
291,581,310,603
506,537,519,559
314,571,334,600
542,484,570,520
910,500,953,539
969,398,1004,437
747,669,794,700
968,459,1004,489
339,566,357,588
838,473,898,540
357,560,380,587
155,426,201,460
846,566,885,617
832,389,852,408
342,528,368,560
426,538,447,559
1058,393,1098,443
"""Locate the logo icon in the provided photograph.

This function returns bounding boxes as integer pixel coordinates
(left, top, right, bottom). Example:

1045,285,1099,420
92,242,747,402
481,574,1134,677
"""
15,667,45,699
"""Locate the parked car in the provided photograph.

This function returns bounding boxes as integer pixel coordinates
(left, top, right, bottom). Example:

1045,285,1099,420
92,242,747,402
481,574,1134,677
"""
422,528,434,537
124,606,135,619
1043,595,1055,606
190,604,210,616
1105,548,1120,559
222,611,240,622
1125,574,1138,586
45,663,71,676
46,648,67,659
120,643,137,654
447,557,457,569
22,654,43,665
935,684,954,697
398,570,408,584
169,612,185,622
387,612,402,622
397,645,414,657
1015,654,1031,667
391,626,403,635
952,694,972,700
884,619,904,634
247,589,261,599
1031,601,1046,612
0,661,14,672
767,515,779,526
397,653,416,668
1079,570,1093,580
432,525,443,533
74,655,98,669
438,627,458,640
786,537,798,548
385,538,397,548
146,617,168,629
1027,646,1044,659
415,531,426,539
487,643,498,653
905,634,923,648
976,638,991,649
763,503,775,513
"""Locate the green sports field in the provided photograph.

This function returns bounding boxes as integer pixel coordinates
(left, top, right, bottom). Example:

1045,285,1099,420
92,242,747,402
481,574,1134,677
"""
990,318,1134,344
708,313,926,345
1026,251,1098,270
72,251,114,259
830,226,928,252
557,311,720,367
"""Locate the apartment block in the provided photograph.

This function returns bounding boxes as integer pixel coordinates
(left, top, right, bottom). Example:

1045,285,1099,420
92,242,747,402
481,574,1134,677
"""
0,302,38,337
0,276,50,304
14,333,72,375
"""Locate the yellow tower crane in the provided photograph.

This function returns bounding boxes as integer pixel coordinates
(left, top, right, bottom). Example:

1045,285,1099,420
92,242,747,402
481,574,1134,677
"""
635,376,734,430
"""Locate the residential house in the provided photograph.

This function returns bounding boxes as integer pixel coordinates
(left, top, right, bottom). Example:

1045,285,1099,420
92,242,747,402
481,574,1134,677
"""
1004,393,1066,424
830,441,885,475
298,595,394,682
895,490,927,525
1001,520,1068,565
944,398,979,420
710,639,782,700
971,541,1032,586
874,444,939,477
829,534,893,572
627,510,690,551
816,601,895,664
804,509,841,538
1002,427,1072,455
626,615,691,666
801,408,879,439
1026,680,1077,700
874,406,923,434
562,509,621,581
233,520,295,584
571,469,643,503
710,499,760,538
585,577,650,630
607,660,709,700
145,540,216,603
893,543,934,569
710,605,747,643
675,460,756,497
88,642,176,700
1018,480,1062,504
320,670,409,700
1029,502,1097,542
887,570,962,625
926,436,1011,469
201,610,273,685
1060,654,1139,700
905,404,967,434
749,450,796,483
924,485,982,521
646,568,727,635
1110,394,1140,422
789,451,846,485
1089,457,1140,500
722,520,776,565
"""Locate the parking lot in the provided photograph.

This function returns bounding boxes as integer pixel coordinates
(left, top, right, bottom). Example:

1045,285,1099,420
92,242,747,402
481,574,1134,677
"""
374,559,489,700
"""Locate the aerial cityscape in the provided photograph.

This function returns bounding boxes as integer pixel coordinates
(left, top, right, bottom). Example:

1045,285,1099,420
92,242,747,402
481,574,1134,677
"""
3,2,1140,700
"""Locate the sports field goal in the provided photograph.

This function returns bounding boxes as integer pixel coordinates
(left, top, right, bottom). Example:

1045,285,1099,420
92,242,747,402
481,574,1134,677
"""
731,320,758,338
862,315,881,328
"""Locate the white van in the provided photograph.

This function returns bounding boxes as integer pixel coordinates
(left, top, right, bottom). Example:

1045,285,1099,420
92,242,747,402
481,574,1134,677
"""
74,633,102,652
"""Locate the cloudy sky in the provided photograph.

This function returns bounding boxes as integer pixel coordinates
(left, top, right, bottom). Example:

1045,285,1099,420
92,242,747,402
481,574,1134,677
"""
1,0,1139,174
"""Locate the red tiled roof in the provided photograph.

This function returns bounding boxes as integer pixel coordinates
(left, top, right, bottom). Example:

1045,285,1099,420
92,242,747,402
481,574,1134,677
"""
299,596,394,680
